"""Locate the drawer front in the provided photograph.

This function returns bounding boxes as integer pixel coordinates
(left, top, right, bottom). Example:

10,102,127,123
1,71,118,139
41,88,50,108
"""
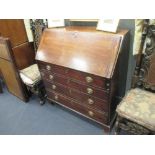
68,69,107,89
46,90,108,125
38,62,68,75
68,79,109,100
70,89,108,112
44,80,70,97
38,62,107,89
41,70,68,86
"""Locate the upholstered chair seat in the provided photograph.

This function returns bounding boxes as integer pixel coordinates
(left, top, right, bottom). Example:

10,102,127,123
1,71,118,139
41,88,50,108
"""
19,64,46,105
116,88,155,132
20,64,41,87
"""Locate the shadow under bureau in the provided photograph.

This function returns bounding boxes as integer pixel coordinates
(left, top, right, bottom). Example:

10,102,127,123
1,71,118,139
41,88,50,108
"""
36,26,130,133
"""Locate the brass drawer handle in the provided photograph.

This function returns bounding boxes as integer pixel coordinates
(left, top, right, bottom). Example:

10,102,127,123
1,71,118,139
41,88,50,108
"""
87,88,93,94
49,75,54,80
54,95,58,100
46,65,51,71
88,99,94,105
88,111,94,117
85,76,93,83
52,85,56,90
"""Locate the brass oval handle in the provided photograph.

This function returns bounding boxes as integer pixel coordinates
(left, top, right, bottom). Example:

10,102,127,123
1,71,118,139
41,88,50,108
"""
87,88,93,94
88,111,94,117
52,85,56,90
54,95,58,100
46,65,51,71
49,75,54,80
85,76,93,83
88,99,94,105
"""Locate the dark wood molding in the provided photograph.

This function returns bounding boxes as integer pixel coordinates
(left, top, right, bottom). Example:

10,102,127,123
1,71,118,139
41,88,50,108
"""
132,24,155,91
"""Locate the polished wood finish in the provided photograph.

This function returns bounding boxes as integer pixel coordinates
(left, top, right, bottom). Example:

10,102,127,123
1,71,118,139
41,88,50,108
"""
0,58,25,98
36,26,129,132
36,27,127,78
0,19,28,47
12,42,35,70
0,38,28,101
0,20,36,101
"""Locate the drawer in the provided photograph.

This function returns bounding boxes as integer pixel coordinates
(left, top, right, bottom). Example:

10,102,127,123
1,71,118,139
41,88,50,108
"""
46,90,108,125
38,62,68,75
44,79,109,112
68,69,107,89
41,70,68,86
68,79,109,100
44,80,70,97
38,62,108,90
70,89,109,112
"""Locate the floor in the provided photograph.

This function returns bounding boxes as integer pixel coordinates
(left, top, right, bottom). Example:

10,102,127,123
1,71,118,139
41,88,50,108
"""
0,85,126,135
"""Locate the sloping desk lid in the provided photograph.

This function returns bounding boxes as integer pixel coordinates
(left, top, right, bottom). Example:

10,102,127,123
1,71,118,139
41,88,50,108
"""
36,26,128,78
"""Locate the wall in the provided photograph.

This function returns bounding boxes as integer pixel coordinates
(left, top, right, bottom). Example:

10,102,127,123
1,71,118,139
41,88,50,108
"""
66,19,136,92
118,19,135,91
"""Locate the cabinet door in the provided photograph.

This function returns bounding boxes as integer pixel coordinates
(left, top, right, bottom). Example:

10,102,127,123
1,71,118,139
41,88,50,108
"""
0,58,27,101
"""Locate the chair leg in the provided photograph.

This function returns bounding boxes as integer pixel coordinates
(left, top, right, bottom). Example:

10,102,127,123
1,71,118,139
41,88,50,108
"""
0,80,3,93
115,115,122,135
38,89,46,105
0,85,2,93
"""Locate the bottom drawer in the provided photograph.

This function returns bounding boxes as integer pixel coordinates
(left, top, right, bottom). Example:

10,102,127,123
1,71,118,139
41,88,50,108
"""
46,90,108,125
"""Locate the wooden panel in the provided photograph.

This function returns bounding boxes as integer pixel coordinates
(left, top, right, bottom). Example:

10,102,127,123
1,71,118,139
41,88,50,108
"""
68,80,109,99
0,19,28,47
41,71,69,86
44,80,70,97
0,59,25,100
0,37,28,102
0,39,11,60
145,53,155,86
70,89,108,112
36,27,128,78
13,42,35,70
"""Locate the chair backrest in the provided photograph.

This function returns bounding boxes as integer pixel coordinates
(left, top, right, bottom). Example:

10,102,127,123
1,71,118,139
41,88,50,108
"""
132,22,155,91
0,37,28,101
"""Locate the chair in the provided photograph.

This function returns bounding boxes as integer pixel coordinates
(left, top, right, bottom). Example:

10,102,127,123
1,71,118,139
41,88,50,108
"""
0,37,46,104
115,21,155,134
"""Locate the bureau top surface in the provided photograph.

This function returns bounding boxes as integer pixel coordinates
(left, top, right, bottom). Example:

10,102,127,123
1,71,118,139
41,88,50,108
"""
36,26,128,78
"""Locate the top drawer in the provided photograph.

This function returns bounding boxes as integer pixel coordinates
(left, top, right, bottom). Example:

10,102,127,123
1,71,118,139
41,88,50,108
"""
38,62,108,90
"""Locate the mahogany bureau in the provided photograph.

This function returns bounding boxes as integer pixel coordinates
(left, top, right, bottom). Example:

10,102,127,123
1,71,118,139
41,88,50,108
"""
36,26,130,132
